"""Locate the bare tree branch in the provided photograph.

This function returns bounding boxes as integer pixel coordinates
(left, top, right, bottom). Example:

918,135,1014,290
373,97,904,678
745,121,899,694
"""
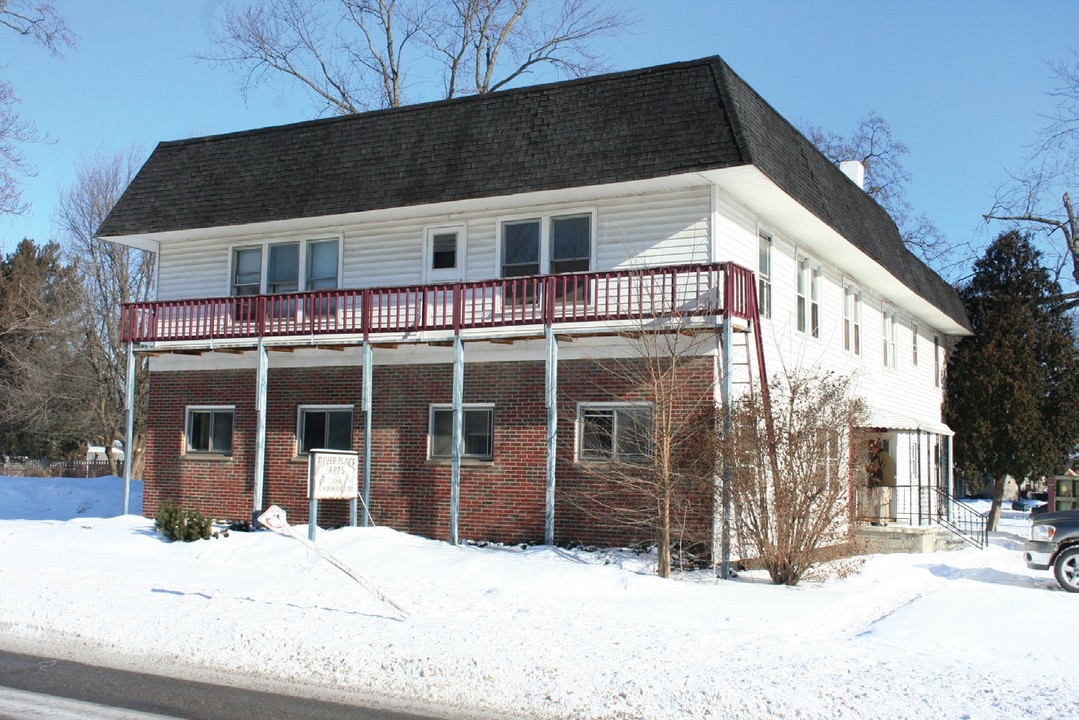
802,112,951,268
985,54,1077,292
0,0,76,56
0,1,76,216
55,147,155,473
204,0,636,113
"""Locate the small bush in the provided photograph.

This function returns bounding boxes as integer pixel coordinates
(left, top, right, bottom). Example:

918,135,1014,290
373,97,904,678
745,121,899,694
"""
154,501,213,542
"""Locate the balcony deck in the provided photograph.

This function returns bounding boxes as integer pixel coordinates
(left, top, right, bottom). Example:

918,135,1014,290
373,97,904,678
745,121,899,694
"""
121,262,756,348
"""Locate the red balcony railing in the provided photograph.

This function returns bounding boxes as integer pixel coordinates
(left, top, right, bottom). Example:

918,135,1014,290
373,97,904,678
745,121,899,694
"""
120,262,756,344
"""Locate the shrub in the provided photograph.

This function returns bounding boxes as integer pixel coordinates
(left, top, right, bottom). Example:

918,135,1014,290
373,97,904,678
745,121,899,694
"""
154,501,213,542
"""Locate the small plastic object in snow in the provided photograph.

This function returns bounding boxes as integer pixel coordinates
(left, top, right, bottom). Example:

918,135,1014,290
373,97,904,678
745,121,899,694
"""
256,505,409,619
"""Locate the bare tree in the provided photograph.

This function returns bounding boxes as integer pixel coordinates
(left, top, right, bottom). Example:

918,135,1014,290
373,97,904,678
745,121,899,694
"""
55,147,154,474
985,53,1078,305
205,0,635,114
564,297,718,579
803,113,950,269
724,370,867,586
0,1,76,215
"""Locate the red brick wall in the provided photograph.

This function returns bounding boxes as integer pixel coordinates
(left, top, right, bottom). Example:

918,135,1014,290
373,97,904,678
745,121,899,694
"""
143,354,715,549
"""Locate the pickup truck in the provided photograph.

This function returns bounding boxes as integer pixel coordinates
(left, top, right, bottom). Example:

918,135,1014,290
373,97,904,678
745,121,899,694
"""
1024,509,1079,592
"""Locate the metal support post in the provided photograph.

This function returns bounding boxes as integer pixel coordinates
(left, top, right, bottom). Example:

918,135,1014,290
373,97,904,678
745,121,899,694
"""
361,340,373,527
718,323,733,579
544,325,558,545
253,338,269,518
122,343,136,515
450,336,464,544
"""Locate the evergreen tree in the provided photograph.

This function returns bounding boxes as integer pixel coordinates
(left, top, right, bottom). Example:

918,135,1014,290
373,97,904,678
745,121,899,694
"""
0,239,91,458
946,231,1079,529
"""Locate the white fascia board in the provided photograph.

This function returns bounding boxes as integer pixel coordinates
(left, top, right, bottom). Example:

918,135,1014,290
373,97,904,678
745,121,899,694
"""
96,234,160,254
702,166,970,337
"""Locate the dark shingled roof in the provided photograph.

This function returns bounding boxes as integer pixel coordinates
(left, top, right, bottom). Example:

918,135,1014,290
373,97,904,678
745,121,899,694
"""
98,56,970,332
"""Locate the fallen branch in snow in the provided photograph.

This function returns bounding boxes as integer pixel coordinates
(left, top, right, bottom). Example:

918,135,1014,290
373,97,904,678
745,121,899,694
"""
256,505,409,619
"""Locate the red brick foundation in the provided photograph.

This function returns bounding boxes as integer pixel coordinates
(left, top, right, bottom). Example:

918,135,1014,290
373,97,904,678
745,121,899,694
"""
143,354,716,550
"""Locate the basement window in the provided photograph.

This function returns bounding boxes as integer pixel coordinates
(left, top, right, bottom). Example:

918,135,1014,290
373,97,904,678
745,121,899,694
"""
577,404,652,463
185,407,234,455
429,405,494,461
297,406,353,454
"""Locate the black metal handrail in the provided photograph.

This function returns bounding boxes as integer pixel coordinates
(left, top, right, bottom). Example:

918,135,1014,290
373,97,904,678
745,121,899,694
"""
880,484,987,549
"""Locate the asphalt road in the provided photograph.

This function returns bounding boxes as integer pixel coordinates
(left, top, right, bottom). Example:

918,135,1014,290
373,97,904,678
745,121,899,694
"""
0,649,445,720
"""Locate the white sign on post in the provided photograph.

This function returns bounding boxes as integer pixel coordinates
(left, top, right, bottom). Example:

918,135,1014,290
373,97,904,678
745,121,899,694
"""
308,449,359,500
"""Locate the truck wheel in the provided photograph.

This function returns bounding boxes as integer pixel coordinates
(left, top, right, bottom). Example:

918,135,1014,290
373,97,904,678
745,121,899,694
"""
1053,547,1079,593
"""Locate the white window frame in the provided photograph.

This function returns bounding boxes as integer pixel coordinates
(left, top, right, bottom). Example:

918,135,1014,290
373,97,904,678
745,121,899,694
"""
228,235,343,296
934,335,942,387
576,402,653,464
797,256,820,338
912,322,920,366
844,283,861,355
428,404,495,461
757,231,772,319
423,224,466,283
185,405,235,455
495,209,597,279
882,306,898,370
296,404,354,455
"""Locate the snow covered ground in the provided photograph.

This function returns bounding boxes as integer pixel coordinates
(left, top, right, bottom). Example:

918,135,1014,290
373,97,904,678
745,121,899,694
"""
0,475,1075,720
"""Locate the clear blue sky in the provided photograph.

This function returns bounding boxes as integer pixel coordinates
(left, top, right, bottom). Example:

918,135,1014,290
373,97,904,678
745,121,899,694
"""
4,0,1075,283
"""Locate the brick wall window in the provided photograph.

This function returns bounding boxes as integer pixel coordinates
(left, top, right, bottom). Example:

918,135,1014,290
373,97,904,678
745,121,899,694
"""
429,405,494,460
297,405,353,454
577,403,652,463
185,406,234,455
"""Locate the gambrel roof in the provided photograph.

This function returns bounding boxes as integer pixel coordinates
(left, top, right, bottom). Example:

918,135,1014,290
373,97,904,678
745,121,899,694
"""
98,56,970,332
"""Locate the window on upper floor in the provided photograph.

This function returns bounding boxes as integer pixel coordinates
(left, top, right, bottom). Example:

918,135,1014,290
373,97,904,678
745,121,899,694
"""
230,238,340,296
232,248,262,296
297,405,353,454
797,256,820,338
934,335,941,387
882,306,898,370
757,231,772,319
185,406,234,455
501,212,592,303
425,225,464,283
429,405,494,461
912,322,920,366
844,284,861,355
500,212,592,279
306,239,340,291
577,403,652,464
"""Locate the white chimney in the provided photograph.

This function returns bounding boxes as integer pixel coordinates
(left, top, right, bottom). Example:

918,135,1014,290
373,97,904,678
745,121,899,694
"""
839,160,865,190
